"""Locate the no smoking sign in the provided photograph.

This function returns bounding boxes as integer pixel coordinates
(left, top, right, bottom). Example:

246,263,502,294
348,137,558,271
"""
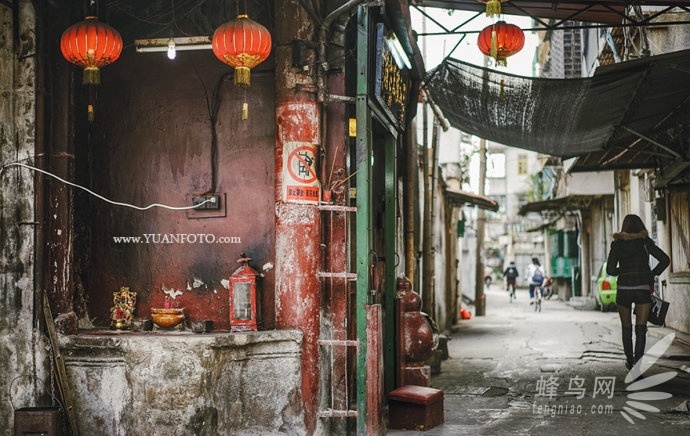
287,145,317,184
283,142,320,204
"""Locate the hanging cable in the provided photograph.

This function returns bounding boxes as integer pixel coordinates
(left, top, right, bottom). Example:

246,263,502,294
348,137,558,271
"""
1,162,211,211
195,68,233,195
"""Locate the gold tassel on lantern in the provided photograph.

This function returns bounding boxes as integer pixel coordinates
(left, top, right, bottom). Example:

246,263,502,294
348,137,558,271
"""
486,0,502,17
83,66,101,85
490,29,508,67
88,104,94,122
241,87,249,120
234,66,251,86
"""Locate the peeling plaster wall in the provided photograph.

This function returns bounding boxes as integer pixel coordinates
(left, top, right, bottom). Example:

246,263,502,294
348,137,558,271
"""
58,330,305,435
0,1,50,432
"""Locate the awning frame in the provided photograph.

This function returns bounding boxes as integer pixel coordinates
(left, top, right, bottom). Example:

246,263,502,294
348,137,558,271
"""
518,194,614,216
413,1,690,31
445,187,499,212
425,48,690,179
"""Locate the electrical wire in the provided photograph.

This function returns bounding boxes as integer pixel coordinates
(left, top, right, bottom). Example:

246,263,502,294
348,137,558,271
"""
8,373,64,412
1,162,211,211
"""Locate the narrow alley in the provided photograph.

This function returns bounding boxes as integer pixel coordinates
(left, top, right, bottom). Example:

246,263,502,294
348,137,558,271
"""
391,285,690,435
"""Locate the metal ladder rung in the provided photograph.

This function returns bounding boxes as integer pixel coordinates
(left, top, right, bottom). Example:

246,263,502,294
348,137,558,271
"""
318,409,358,418
317,272,357,280
318,339,359,347
318,338,360,354
318,205,357,213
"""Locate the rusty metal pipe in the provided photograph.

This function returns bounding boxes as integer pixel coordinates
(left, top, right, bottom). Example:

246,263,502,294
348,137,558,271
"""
405,115,417,280
317,0,368,103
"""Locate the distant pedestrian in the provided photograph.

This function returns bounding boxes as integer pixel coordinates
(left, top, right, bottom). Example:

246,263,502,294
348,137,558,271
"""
526,257,545,304
606,214,669,370
503,261,519,291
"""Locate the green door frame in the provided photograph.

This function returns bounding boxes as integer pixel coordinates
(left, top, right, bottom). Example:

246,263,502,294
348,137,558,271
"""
384,135,397,395
356,5,403,432
355,5,371,434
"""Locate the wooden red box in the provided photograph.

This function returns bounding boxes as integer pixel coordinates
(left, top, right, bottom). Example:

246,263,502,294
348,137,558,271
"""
388,385,444,431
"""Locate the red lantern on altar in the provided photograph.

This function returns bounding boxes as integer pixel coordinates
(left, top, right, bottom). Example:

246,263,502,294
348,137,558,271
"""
477,21,525,67
212,14,271,119
229,253,260,331
60,16,123,85
477,0,510,17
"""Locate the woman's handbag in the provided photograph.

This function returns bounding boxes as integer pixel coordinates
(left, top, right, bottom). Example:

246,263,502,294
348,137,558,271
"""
648,292,670,326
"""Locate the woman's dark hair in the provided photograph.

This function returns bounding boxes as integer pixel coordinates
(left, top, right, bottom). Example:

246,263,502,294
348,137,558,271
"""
532,257,540,265
620,214,647,233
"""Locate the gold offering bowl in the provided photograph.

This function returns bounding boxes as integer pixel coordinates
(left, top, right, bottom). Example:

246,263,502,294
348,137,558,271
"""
150,308,185,329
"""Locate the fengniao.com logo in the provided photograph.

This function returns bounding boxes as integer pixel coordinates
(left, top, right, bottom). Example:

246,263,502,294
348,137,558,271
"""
620,333,677,424
532,333,677,424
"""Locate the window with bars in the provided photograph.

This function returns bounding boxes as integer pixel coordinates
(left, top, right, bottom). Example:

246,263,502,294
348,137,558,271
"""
517,154,528,175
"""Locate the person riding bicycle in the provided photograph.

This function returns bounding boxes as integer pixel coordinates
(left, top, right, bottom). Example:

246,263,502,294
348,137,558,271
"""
527,257,546,305
503,261,519,292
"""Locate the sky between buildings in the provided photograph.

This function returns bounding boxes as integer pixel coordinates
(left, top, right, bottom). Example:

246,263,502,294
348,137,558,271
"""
411,7,542,195
411,7,540,76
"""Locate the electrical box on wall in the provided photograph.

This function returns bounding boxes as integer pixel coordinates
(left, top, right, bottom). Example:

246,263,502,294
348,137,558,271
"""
193,194,221,210
186,193,227,219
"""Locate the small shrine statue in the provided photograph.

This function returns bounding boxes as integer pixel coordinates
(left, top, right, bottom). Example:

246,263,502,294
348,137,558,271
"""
111,287,137,329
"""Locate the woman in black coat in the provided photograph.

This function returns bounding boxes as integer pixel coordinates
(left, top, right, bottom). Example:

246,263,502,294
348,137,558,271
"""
606,214,669,370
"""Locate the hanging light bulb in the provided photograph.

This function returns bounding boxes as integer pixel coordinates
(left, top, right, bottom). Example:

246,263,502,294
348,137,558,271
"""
167,38,177,60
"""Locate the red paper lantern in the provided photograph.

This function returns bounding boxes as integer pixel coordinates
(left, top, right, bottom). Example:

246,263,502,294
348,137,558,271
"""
60,16,123,85
212,14,272,87
477,0,510,17
477,21,525,67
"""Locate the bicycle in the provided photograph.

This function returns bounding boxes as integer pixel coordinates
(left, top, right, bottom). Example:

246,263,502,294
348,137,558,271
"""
541,276,554,300
533,285,542,312
507,280,516,303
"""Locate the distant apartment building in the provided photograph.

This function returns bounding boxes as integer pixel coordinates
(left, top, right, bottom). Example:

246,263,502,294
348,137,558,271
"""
540,21,583,78
484,142,544,285
529,20,617,300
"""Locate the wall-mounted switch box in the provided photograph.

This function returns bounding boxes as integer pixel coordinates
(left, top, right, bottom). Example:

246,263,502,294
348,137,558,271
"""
186,193,226,219
192,194,221,210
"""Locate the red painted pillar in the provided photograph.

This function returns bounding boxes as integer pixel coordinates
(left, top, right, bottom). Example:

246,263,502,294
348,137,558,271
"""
275,102,321,434
274,2,321,434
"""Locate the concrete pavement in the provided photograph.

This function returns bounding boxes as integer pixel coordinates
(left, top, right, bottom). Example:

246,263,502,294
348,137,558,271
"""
389,284,690,435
